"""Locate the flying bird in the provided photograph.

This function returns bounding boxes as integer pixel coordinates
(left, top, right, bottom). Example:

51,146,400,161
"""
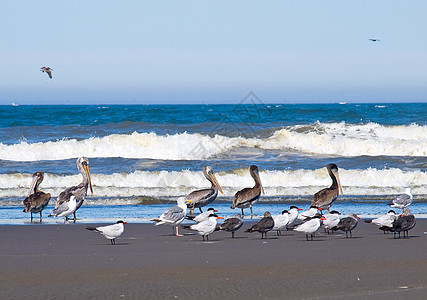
40,66,53,78
231,165,264,218
368,38,380,42
86,220,126,245
22,171,51,222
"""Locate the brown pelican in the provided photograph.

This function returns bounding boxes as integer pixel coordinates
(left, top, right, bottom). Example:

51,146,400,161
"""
186,166,223,215
54,157,93,222
86,220,126,245
231,165,264,218
23,171,51,222
311,164,343,212
40,66,53,78
245,211,274,239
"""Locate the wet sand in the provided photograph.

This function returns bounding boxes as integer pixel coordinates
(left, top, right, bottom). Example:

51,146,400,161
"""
1,219,427,299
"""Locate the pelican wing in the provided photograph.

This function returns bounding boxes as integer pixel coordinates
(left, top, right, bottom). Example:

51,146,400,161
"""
234,187,261,207
312,188,338,208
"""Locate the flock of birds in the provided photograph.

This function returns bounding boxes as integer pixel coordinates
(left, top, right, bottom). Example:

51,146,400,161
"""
22,157,415,244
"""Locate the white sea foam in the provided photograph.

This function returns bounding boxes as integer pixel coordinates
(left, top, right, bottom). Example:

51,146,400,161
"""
0,122,425,161
1,167,425,201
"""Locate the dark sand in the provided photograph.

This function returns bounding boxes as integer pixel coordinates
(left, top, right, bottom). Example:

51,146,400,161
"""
1,219,427,300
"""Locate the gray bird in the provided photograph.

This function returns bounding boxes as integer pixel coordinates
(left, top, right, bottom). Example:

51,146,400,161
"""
384,208,416,239
23,171,51,222
388,188,412,212
333,213,360,238
245,211,274,239
217,213,244,238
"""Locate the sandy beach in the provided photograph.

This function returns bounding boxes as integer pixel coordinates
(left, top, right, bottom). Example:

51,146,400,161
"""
2,219,427,299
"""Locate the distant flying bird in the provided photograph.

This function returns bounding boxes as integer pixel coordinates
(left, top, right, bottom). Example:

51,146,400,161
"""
368,38,380,42
40,66,53,78
86,220,126,245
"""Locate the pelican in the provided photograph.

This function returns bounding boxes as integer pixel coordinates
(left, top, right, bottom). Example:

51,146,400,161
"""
55,157,93,222
186,166,223,215
23,172,51,222
231,165,264,218
311,164,343,212
40,66,53,78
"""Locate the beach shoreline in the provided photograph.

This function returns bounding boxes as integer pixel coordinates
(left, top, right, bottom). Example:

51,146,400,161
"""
2,219,427,299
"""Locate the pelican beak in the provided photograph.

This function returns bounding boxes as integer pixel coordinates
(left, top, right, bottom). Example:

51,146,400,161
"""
28,175,38,196
332,169,343,195
83,163,93,194
211,173,224,194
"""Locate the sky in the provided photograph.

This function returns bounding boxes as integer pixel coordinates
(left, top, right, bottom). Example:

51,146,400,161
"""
1,1,426,104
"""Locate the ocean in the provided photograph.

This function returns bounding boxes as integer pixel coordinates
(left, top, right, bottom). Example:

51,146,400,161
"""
1,97,426,224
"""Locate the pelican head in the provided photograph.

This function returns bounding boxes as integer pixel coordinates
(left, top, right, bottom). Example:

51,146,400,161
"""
77,157,93,194
28,171,44,196
204,166,223,194
327,163,343,195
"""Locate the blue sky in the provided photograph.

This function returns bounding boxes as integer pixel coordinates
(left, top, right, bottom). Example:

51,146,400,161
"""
1,1,426,104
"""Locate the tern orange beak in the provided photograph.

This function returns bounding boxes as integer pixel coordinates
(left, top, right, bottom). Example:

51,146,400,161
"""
217,216,224,219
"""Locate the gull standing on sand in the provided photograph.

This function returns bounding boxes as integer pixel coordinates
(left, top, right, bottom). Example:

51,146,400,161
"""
54,157,93,222
86,220,126,245
216,213,244,238
388,188,412,211
311,164,343,212
364,210,397,233
187,207,218,223
49,195,77,223
182,214,223,241
23,172,51,222
323,210,341,234
333,213,360,238
272,210,290,235
245,211,274,239
151,198,192,236
186,166,223,215
294,214,325,241
231,165,264,218
384,208,416,239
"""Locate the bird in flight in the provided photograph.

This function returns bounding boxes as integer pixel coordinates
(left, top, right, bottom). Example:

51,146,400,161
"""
368,38,380,42
40,66,53,78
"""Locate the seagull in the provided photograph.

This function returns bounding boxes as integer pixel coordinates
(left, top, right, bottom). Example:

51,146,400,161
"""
368,38,380,42
294,214,325,241
297,207,323,221
151,198,191,237
364,210,397,233
187,207,218,223
272,210,290,235
216,213,244,238
40,66,53,78
22,171,51,222
322,210,341,234
384,208,416,239
333,213,360,238
389,188,412,211
55,157,93,222
231,165,264,218
86,220,126,245
245,211,274,239
49,195,77,223
182,214,223,241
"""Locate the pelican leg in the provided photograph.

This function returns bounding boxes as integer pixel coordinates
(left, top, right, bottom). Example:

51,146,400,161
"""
30,213,33,222
73,212,77,223
241,208,244,216
39,212,43,222
250,207,254,219
199,207,203,213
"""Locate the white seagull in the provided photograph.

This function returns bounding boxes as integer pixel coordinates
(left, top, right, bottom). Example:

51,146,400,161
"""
323,210,341,234
86,220,127,245
49,195,77,223
294,214,325,241
151,198,192,236
183,214,223,241
272,210,290,235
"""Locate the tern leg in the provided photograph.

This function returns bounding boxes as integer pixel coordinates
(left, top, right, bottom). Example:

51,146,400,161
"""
73,212,77,223
306,234,309,241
